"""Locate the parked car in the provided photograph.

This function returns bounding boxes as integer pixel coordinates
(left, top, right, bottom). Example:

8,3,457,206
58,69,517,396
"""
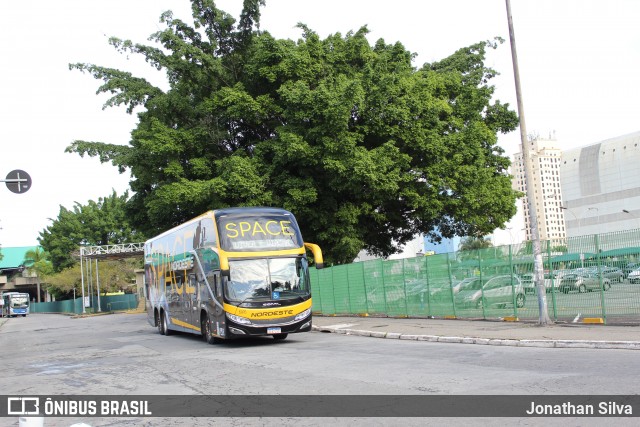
454,275,525,309
580,266,624,283
403,277,459,302
451,277,480,295
520,273,534,294
628,268,640,284
622,263,640,278
520,273,560,294
599,266,624,283
559,273,611,293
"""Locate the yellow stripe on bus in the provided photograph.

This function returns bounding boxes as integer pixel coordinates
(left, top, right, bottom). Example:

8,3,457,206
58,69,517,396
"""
171,317,201,332
225,299,312,320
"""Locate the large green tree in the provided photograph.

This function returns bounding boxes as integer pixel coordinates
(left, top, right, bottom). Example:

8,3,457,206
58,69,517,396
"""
39,191,144,272
66,0,520,264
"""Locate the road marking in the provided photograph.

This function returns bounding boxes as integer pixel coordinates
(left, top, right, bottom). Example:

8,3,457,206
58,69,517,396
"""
323,323,357,329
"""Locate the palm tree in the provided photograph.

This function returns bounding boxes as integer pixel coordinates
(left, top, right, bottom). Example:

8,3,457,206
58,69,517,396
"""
458,236,493,251
457,236,494,261
23,247,53,303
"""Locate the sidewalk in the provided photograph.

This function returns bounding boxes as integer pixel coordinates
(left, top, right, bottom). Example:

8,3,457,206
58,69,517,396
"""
311,315,640,350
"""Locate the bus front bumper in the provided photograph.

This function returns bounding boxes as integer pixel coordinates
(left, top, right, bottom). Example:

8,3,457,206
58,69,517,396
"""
226,315,313,338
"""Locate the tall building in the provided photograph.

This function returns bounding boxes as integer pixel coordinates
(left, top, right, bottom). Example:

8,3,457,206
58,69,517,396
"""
560,131,640,237
511,136,566,242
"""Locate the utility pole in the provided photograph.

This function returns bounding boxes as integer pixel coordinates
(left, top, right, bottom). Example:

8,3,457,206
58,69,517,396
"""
505,0,552,325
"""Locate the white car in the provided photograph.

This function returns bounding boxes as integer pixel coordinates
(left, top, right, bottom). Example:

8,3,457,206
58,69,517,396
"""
520,273,560,294
628,268,640,284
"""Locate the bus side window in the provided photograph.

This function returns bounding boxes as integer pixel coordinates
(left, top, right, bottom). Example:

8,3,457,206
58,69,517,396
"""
214,275,223,299
199,277,208,302
189,274,198,301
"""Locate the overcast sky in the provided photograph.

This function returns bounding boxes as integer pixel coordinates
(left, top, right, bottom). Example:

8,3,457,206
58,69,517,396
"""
1,0,639,248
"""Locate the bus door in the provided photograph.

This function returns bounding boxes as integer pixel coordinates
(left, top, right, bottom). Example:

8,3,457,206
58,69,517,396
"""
203,271,225,337
167,272,181,327
187,274,199,327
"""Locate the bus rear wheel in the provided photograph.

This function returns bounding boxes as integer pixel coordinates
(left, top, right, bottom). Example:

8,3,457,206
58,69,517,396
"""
160,311,172,336
155,310,162,335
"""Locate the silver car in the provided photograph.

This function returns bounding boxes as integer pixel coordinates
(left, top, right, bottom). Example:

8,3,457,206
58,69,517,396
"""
454,275,525,309
583,266,624,283
559,273,611,293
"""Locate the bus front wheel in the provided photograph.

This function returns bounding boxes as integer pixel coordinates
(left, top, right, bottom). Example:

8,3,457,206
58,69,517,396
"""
201,313,220,345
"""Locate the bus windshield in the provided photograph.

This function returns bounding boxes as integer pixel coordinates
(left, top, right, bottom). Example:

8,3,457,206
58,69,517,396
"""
10,295,29,308
226,257,310,302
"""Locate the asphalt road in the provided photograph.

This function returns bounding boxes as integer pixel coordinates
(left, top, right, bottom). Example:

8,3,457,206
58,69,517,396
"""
1,313,638,427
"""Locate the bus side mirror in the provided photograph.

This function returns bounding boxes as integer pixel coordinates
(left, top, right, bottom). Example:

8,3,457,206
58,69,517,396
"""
220,253,230,278
304,242,324,269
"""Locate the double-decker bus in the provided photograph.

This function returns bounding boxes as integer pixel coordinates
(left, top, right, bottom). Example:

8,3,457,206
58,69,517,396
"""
2,292,30,317
144,207,323,343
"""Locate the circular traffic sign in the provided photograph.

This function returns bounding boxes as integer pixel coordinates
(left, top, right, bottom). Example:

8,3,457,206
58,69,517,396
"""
5,169,32,194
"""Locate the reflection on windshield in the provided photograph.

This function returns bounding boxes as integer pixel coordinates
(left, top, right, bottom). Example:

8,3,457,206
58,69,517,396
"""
227,257,310,302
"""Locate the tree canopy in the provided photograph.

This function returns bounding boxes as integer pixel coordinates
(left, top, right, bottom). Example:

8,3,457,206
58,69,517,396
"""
38,191,144,272
66,0,520,264
45,260,139,299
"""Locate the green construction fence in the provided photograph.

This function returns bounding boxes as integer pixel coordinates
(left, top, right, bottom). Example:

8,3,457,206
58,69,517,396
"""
310,229,640,324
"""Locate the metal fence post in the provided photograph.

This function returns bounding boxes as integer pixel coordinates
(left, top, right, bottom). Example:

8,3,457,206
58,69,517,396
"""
478,251,486,319
381,259,388,314
345,264,352,315
547,240,558,321
424,255,431,316
402,258,408,317
510,244,518,318
595,234,607,324
446,252,457,318
361,262,369,315
331,265,336,315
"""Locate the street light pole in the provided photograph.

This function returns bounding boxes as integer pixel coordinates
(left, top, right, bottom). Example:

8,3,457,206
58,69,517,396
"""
560,206,582,237
505,0,551,325
586,207,599,234
561,206,587,268
623,209,640,229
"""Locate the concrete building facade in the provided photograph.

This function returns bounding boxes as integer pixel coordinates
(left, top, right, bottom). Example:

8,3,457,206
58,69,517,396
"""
560,131,640,237
510,131,640,245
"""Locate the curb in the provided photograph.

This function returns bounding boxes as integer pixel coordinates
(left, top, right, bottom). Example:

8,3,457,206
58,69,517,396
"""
311,325,640,350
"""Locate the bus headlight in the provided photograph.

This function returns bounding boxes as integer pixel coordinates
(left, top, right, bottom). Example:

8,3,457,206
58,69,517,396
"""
294,308,311,321
227,313,251,325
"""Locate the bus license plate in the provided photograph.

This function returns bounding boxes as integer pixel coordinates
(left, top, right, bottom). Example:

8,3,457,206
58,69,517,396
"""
267,327,281,334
